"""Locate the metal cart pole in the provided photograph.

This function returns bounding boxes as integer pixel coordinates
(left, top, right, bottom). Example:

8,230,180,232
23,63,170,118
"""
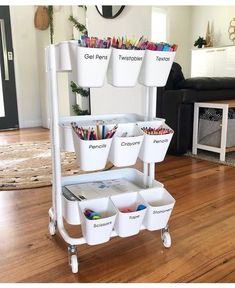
47,44,87,247
143,86,157,188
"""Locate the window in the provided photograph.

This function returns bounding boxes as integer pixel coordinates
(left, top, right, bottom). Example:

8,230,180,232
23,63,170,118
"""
151,7,167,43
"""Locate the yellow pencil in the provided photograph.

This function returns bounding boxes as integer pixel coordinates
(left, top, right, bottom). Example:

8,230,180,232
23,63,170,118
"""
96,122,100,140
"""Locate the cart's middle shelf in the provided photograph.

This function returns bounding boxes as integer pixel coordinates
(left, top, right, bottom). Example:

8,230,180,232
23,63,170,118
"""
59,113,173,171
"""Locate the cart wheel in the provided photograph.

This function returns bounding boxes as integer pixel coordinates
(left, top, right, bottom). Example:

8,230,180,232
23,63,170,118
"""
48,221,56,236
70,254,79,273
48,207,54,221
162,231,171,248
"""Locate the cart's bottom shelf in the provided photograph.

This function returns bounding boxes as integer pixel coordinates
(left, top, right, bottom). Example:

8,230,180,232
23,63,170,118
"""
61,168,175,246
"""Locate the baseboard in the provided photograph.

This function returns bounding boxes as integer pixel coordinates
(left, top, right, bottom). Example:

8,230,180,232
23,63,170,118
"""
19,119,43,128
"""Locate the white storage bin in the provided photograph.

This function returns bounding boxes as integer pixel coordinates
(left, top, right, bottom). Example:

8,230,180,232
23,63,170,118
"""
62,190,80,225
59,113,147,152
69,41,111,88
79,197,117,245
72,129,112,171
108,123,144,167
55,41,72,72
138,121,173,163
107,48,145,87
198,118,235,148
139,50,176,87
61,168,164,225
111,192,147,237
140,188,175,231
59,123,75,152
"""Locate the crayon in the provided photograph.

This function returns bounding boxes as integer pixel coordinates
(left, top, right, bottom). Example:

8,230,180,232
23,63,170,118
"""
141,126,173,135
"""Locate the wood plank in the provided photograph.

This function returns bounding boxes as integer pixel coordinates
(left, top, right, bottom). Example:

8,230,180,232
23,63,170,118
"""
0,128,235,282
226,146,235,152
210,99,235,108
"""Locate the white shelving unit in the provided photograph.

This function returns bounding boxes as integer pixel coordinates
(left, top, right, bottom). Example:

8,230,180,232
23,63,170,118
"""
46,41,176,273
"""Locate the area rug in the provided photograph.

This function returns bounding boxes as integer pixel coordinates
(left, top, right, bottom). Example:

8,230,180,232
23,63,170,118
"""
185,150,235,168
0,141,113,190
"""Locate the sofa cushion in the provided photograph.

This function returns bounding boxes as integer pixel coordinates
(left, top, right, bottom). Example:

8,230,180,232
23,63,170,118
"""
163,88,235,104
165,62,185,90
180,77,235,90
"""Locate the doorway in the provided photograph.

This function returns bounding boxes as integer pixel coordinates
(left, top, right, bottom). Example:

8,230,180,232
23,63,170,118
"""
0,6,18,130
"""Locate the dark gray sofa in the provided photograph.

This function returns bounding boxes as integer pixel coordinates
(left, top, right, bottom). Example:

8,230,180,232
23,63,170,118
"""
156,63,235,154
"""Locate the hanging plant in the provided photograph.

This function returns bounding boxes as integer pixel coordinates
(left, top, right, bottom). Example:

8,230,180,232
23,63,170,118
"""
72,104,89,115
71,81,89,97
68,15,88,35
48,6,54,44
68,8,90,116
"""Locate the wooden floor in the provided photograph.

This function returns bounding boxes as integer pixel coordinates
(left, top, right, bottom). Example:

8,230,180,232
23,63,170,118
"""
0,127,235,283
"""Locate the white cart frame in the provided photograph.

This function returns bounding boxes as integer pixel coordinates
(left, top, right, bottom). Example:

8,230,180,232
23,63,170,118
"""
46,43,172,273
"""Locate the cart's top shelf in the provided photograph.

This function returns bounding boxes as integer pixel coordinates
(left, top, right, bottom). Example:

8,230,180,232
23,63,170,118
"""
46,40,176,88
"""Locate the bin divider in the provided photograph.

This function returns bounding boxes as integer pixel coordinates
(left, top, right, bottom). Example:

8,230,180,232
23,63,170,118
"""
143,162,148,188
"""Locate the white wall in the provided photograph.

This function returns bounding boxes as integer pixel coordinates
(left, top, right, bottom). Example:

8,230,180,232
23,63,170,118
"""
37,6,74,128
87,5,193,116
164,6,192,78
53,6,73,119
10,6,74,128
35,12,50,128
191,6,235,48
87,6,152,116
12,6,235,128
10,6,42,128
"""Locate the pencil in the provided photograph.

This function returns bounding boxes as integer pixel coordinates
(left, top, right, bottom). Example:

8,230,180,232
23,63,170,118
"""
87,127,91,140
96,122,100,140
102,125,105,139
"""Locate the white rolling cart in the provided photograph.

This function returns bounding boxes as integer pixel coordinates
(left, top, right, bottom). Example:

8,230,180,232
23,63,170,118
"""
46,41,176,273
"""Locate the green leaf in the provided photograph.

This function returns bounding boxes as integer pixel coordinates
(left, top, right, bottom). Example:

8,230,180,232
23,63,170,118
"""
68,15,88,35
70,81,89,97
48,6,54,44
72,104,89,115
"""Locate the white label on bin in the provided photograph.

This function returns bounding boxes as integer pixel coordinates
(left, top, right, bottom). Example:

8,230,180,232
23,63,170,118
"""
119,55,143,61
84,54,108,60
156,56,170,61
121,141,141,146
89,144,107,149
129,215,140,219
94,221,112,228
153,139,168,144
153,208,172,214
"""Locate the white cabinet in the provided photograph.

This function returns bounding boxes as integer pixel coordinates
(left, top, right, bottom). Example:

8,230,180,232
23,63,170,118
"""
191,46,235,77
213,48,227,77
226,46,235,76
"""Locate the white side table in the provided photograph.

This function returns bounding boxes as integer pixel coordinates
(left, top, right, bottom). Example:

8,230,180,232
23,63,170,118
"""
192,100,235,161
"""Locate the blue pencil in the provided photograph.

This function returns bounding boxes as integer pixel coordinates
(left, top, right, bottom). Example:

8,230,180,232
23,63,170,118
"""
102,125,105,139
